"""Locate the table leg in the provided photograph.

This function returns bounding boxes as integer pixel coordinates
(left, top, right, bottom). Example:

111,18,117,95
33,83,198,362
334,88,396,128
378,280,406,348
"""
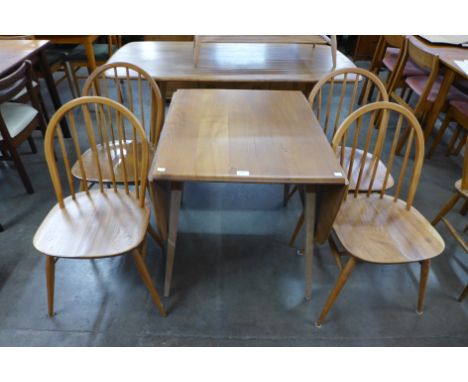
37,50,70,137
164,181,183,297
304,185,316,300
149,180,169,241
423,70,455,141
84,39,97,74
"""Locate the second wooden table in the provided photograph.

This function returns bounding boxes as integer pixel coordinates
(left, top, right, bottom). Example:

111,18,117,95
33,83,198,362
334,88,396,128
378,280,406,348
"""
149,89,347,299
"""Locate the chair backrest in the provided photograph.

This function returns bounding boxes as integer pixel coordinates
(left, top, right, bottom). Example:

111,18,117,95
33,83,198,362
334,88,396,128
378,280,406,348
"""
370,35,405,74
391,38,439,119
0,60,34,104
44,96,149,209
331,101,425,209
82,62,164,146
308,67,389,140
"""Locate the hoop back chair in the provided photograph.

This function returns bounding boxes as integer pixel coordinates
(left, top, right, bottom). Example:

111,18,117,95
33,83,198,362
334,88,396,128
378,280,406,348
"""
0,60,47,194
316,101,445,326
288,68,395,246
33,96,166,317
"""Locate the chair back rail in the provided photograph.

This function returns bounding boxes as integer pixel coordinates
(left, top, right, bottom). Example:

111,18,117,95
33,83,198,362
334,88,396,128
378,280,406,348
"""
82,62,163,146
44,96,149,209
0,60,34,103
331,101,425,209
308,67,389,140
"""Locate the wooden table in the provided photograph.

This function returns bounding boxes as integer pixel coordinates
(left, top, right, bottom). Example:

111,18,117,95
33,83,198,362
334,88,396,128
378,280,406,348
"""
149,89,347,299
410,36,468,141
35,35,99,72
0,39,69,136
107,41,356,98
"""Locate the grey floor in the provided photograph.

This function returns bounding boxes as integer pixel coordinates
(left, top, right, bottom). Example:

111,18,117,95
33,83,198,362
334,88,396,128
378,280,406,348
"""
0,65,467,346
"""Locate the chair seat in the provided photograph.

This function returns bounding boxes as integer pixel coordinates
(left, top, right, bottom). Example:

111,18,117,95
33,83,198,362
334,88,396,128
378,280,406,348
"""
382,48,425,77
33,190,150,258
450,100,468,119
406,75,468,103
341,146,394,191
455,179,468,198
71,141,155,183
333,194,445,264
67,44,118,62
0,102,38,141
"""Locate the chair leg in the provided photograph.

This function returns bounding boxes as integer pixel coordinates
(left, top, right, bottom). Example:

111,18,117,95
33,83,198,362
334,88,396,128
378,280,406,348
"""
63,63,78,98
70,64,81,96
417,259,431,315
427,113,452,158
460,200,468,216
316,256,356,327
458,284,468,302
9,144,33,194
45,256,55,317
431,193,460,225
453,133,466,156
147,224,164,250
288,212,304,247
328,236,343,270
0,223,4,232
446,125,462,156
131,248,167,317
27,136,37,153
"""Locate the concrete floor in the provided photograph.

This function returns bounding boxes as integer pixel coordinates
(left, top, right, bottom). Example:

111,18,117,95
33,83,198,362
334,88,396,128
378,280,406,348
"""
0,66,467,346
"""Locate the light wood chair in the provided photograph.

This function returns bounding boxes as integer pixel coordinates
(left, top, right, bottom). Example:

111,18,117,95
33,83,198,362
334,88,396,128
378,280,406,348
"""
432,137,467,302
392,38,468,153
428,101,468,158
33,96,166,317
315,101,445,326
0,60,47,194
287,68,394,247
75,62,165,247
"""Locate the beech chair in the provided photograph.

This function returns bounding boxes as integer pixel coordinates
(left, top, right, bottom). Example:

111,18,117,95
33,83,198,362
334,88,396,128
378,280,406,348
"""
287,68,394,249
0,60,47,194
428,101,468,158
392,38,468,153
33,96,166,317
431,137,467,302
74,62,165,247
315,101,445,326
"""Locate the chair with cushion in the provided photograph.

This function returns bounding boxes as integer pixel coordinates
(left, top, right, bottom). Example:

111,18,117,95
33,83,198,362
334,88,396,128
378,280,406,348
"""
391,38,468,153
74,62,165,247
33,96,166,317
315,101,445,326
0,60,47,194
287,68,394,254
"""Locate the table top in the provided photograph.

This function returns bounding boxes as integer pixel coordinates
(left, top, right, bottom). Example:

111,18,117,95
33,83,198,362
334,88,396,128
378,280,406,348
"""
108,41,356,83
411,36,468,78
150,89,347,185
0,39,49,76
34,35,98,45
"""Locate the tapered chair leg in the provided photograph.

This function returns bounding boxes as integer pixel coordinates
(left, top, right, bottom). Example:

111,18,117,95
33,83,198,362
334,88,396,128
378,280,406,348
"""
431,193,460,225
147,224,164,250
328,236,343,270
417,259,431,314
45,256,55,317
446,126,462,156
453,134,466,155
27,136,37,153
9,144,33,194
458,284,468,302
460,200,468,216
283,184,290,207
427,112,452,158
289,212,304,247
316,256,356,327
131,248,167,317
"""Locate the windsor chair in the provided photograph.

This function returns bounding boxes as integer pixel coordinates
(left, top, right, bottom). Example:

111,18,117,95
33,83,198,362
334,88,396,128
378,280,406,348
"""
33,96,166,317
315,101,445,326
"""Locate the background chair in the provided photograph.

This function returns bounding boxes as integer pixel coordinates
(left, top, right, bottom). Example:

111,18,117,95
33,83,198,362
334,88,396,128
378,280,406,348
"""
76,62,165,247
391,38,468,153
0,60,47,194
33,96,166,317
315,101,445,326
287,68,394,251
